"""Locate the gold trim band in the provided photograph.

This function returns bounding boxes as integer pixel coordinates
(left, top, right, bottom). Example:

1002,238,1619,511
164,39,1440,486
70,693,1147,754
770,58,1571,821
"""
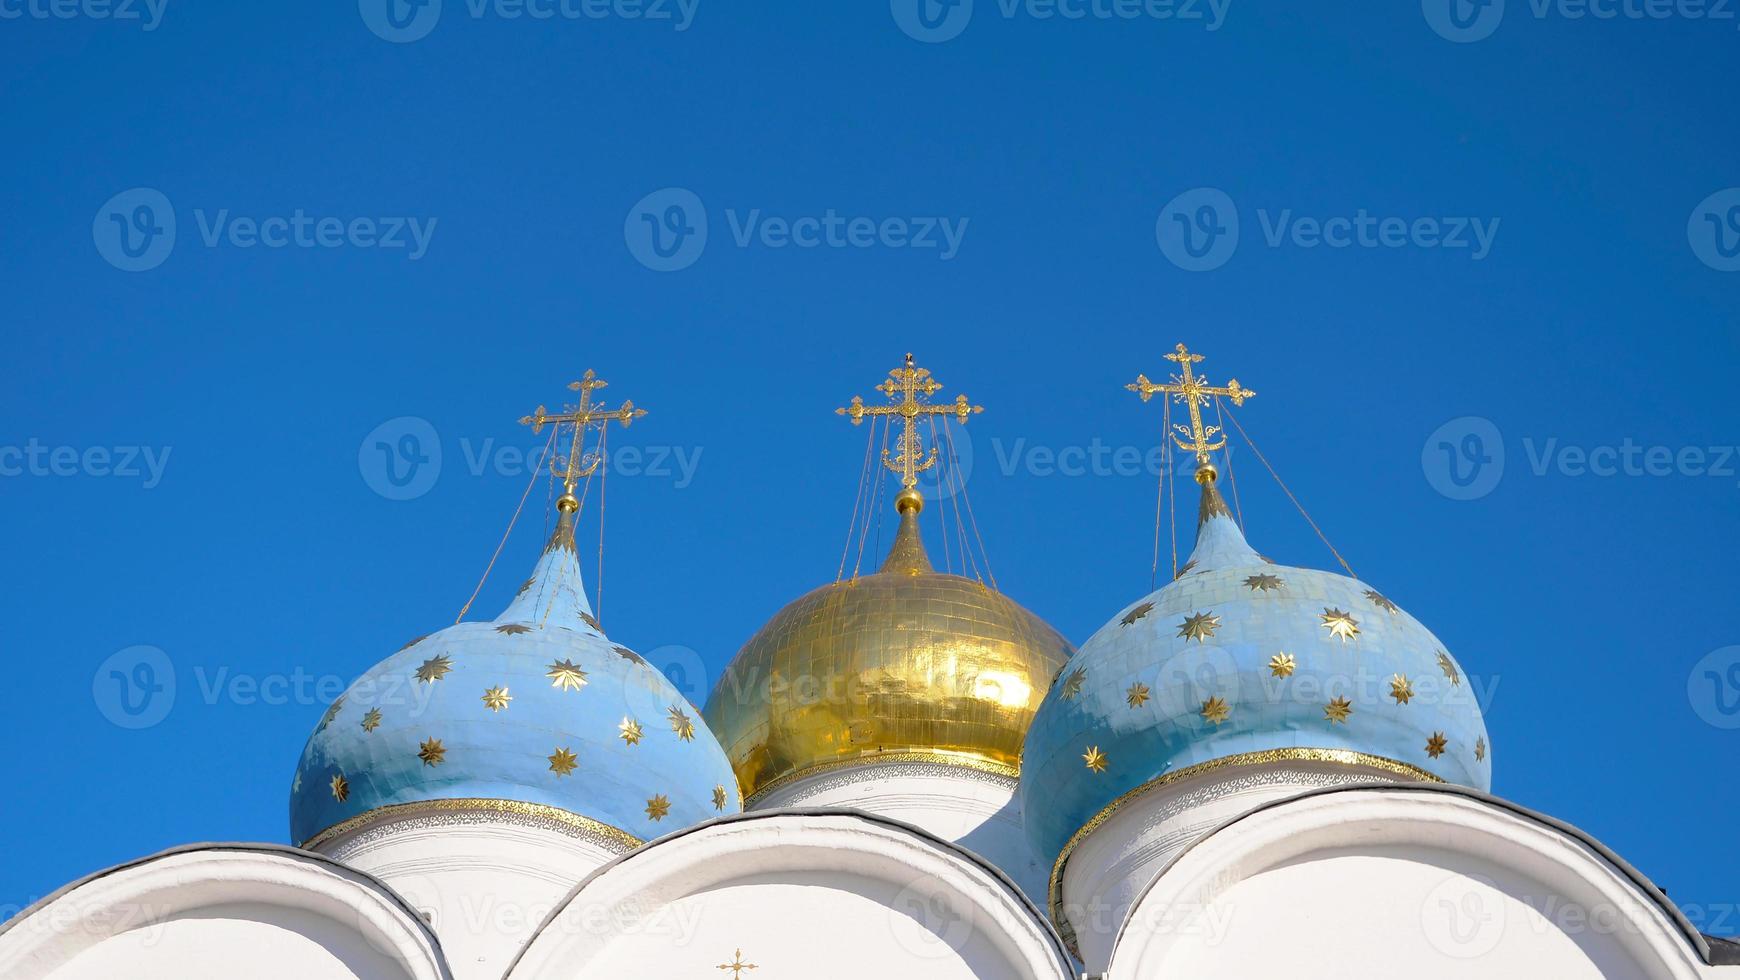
301,797,646,853
1046,747,1442,951
744,750,1020,808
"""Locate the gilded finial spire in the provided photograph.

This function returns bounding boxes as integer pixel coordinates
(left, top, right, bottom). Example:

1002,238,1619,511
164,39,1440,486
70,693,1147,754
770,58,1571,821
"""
520,370,647,514
836,353,982,512
1127,343,1255,485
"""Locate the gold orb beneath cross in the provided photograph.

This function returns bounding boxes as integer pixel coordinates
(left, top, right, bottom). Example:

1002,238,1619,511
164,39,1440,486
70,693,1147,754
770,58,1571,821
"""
895,487,924,514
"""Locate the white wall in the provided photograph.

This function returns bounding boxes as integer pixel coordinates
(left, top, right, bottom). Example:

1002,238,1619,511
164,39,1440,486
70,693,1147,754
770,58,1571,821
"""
1060,758,1399,967
752,761,1048,904
0,846,448,980
507,811,1074,980
44,902,413,980
1108,788,1716,980
313,803,631,980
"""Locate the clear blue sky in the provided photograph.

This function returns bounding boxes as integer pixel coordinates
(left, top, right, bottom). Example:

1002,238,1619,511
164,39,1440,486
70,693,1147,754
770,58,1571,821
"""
2,0,1737,931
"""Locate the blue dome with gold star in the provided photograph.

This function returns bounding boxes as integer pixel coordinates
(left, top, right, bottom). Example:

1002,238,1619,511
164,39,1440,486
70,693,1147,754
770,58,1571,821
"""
1020,471,1491,877
289,509,740,848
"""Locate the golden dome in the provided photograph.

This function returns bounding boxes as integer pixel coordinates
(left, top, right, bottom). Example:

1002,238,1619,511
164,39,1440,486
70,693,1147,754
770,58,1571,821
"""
702,506,1075,803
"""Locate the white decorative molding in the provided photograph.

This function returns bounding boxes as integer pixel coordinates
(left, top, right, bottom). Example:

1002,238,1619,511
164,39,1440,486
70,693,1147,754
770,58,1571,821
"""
318,803,637,865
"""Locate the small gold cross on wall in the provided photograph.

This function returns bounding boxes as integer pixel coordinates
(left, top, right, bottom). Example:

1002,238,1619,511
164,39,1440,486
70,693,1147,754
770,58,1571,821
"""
716,948,758,977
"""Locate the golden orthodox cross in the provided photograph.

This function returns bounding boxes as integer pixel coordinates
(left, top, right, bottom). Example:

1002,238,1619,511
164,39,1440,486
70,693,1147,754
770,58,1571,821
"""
836,353,983,495
519,369,646,508
716,949,758,977
1127,343,1254,467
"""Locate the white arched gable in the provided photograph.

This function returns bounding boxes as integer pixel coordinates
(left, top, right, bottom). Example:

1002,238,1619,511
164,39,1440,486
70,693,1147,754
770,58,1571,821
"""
0,844,450,980
1107,785,1722,979
506,809,1074,980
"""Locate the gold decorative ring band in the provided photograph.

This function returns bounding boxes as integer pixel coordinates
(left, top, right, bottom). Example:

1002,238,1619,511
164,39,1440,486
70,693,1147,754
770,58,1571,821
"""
743,750,1020,808
301,797,645,852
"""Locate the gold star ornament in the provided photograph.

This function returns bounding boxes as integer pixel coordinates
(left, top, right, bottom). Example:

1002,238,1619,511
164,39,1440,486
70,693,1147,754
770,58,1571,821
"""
1060,667,1087,700
668,705,696,741
482,686,513,712
1177,611,1221,643
1244,573,1284,592
360,708,383,733
646,794,672,821
619,717,644,746
418,737,446,766
1126,681,1152,708
713,785,729,810
1389,674,1414,705
546,658,589,692
1425,732,1449,759
1475,736,1488,762
1320,608,1360,642
548,746,579,776
1268,652,1296,678
319,696,345,730
1436,650,1461,687
1324,696,1353,724
495,623,533,636
1120,601,1155,626
1082,746,1108,773
1200,696,1231,725
415,655,454,683
1363,589,1400,614
330,773,349,802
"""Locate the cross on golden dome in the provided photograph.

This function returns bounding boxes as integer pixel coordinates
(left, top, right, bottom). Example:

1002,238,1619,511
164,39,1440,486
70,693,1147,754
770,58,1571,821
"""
836,353,982,508
1127,343,1255,474
519,370,646,511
